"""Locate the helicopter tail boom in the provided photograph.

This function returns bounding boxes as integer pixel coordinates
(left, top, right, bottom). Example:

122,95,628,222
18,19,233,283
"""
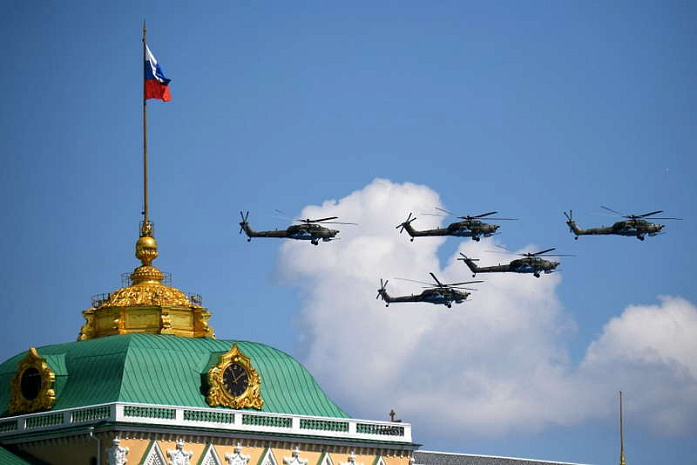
457,253,481,275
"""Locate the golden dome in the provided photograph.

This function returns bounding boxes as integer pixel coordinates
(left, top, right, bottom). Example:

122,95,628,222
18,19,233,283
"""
78,230,215,341
97,282,195,309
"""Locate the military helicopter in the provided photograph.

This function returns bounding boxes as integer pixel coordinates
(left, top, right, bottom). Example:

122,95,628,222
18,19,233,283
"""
458,247,571,278
376,273,483,308
396,209,516,242
564,207,682,241
239,211,355,245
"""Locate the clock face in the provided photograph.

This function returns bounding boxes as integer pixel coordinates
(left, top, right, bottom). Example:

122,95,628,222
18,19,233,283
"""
20,367,42,401
222,363,249,397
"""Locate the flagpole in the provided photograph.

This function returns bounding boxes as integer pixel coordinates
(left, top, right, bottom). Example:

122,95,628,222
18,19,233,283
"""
142,21,150,237
619,391,626,465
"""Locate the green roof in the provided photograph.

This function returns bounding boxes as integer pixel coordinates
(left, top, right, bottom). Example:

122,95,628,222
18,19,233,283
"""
0,446,31,464
0,334,348,419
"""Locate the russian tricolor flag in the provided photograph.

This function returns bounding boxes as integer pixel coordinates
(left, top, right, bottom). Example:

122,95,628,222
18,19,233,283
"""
145,45,171,102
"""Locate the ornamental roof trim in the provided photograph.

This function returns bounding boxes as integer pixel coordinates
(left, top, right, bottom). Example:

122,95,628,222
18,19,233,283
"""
0,401,412,445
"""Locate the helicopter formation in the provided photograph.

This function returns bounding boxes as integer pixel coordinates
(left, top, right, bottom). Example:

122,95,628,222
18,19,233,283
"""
240,206,681,309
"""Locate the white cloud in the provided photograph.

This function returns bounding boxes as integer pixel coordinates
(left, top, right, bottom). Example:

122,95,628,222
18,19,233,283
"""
579,296,697,435
277,178,697,438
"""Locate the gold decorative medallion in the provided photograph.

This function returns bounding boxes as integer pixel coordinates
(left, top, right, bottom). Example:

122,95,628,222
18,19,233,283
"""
9,348,56,414
207,344,263,409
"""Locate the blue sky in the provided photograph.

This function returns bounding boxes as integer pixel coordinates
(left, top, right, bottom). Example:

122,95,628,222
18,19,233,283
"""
1,2,696,464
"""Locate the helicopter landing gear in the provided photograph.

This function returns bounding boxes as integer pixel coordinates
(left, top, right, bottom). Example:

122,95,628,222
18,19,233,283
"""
473,237,480,242
534,272,540,278
637,235,645,241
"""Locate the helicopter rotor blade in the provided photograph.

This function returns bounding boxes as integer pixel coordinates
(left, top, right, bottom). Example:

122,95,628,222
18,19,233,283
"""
533,247,557,256
486,244,513,254
435,207,454,216
601,206,624,216
429,272,444,287
394,277,433,286
296,216,339,224
472,211,498,218
321,221,358,225
449,280,485,286
635,210,664,218
273,209,296,221
647,217,683,221
421,212,447,217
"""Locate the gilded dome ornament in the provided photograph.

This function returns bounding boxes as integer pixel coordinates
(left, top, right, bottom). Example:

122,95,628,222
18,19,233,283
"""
9,348,56,414
76,221,215,340
207,344,263,410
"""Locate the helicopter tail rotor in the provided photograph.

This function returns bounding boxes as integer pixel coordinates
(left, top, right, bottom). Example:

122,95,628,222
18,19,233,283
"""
376,279,389,298
239,211,250,234
376,279,390,306
396,213,417,234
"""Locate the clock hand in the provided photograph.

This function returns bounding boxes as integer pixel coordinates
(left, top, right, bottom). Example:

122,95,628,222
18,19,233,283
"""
231,370,246,384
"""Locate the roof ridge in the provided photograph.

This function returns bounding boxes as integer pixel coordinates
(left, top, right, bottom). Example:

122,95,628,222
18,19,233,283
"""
415,451,590,465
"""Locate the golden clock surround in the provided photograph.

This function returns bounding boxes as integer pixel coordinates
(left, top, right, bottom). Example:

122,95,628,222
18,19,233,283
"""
207,344,263,410
9,348,56,414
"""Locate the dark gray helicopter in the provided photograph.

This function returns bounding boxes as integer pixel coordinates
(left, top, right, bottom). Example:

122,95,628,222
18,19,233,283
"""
397,209,516,242
376,273,483,308
239,211,354,246
458,248,570,278
564,207,682,241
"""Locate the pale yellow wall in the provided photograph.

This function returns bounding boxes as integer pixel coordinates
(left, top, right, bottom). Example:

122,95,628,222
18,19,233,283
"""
383,454,411,465
15,436,413,465
116,438,151,463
